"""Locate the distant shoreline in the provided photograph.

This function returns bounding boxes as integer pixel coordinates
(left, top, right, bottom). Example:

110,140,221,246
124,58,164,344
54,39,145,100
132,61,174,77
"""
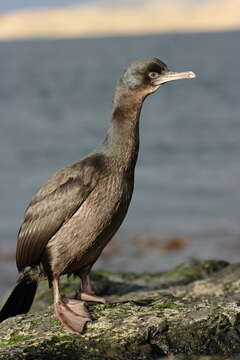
0,1,239,42
0,28,239,44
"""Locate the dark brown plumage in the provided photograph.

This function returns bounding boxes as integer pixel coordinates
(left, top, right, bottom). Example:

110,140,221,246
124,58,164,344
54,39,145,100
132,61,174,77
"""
0,58,196,333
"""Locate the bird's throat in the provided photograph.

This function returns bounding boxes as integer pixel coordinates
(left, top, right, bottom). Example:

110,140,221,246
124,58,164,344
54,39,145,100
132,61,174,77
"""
105,87,145,170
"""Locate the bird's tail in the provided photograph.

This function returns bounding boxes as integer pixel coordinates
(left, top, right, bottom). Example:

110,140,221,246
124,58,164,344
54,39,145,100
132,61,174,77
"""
0,267,40,323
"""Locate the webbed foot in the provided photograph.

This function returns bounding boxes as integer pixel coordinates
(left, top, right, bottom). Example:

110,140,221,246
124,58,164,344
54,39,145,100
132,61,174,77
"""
78,292,106,303
54,297,91,334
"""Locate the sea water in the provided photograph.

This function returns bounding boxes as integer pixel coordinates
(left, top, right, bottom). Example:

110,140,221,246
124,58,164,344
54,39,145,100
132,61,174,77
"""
0,31,240,293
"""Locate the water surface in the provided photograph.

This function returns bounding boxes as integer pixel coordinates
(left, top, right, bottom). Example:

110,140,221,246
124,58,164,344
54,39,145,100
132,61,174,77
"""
0,31,240,293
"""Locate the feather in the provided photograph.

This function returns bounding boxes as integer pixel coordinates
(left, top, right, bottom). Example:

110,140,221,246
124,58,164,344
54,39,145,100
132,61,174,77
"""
16,153,106,271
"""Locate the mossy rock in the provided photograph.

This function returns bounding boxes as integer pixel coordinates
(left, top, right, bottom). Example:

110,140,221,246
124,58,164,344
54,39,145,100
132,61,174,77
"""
1,259,240,360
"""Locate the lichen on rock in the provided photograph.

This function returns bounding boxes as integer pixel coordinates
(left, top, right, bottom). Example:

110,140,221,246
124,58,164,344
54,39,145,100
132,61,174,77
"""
1,259,240,360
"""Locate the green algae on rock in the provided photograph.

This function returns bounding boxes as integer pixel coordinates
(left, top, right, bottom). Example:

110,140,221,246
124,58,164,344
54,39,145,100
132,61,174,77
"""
1,259,240,360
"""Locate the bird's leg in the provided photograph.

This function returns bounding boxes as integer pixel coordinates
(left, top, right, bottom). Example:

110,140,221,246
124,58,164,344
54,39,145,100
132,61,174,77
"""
52,277,91,334
76,272,131,304
77,272,106,304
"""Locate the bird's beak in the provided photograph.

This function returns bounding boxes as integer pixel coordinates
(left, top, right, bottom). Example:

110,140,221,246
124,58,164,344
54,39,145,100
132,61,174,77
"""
153,71,197,86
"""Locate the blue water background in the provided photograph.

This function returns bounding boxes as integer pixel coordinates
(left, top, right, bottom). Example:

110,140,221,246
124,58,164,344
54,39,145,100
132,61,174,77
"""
0,31,240,293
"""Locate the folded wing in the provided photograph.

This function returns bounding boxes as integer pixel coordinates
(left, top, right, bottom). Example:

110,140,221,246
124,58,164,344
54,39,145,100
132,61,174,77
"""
16,153,105,271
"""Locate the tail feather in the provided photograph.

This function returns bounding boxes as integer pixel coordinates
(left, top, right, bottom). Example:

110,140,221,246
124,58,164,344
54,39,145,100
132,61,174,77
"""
0,277,38,323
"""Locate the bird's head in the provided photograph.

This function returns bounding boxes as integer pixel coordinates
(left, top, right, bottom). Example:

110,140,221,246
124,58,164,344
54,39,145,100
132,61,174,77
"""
120,58,196,96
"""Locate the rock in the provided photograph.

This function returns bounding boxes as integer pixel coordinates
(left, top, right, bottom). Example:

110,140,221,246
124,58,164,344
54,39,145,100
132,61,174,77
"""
1,259,240,360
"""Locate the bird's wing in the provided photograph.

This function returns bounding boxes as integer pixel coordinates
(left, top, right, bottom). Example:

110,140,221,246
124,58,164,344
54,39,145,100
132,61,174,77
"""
16,153,106,271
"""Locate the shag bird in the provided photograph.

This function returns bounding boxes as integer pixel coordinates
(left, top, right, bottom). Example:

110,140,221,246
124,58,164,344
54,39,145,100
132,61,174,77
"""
0,58,196,333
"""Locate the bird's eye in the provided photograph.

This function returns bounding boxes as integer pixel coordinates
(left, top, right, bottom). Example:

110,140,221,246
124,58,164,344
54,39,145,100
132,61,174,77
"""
149,72,159,79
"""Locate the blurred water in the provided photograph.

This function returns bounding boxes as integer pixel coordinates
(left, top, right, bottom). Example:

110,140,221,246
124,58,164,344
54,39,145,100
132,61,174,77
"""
0,31,240,293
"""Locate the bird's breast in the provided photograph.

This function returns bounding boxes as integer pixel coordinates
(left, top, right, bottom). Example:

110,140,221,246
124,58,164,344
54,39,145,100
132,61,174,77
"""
80,173,133,224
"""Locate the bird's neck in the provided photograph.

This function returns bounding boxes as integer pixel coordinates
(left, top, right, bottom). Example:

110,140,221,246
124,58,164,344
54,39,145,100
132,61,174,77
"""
104,85,145,171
